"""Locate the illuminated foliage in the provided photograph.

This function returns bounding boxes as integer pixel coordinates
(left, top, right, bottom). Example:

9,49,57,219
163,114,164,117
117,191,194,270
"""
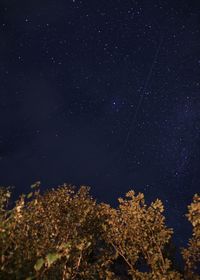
182,194,200,280
0,183,112,279
0,183,199,279
100,190,182,279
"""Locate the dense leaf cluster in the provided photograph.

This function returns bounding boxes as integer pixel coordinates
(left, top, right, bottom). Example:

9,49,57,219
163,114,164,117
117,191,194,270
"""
0,183,199,279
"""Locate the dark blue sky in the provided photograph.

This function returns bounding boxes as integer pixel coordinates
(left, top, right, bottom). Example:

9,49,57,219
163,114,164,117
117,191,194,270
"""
0,0,200,245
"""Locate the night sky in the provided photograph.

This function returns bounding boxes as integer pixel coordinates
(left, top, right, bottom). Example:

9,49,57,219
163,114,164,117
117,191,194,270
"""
0,0,200,246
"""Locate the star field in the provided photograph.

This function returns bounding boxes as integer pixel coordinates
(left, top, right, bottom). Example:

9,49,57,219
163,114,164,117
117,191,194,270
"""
0,0,200,246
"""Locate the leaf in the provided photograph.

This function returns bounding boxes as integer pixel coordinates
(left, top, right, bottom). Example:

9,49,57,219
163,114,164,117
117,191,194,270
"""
31,182,40,189
27,192,33,199
46,252,61,267
34,258,44,271
59,242,71,249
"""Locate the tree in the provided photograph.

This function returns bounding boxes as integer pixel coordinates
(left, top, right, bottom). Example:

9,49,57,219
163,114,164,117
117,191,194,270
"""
101,190,182,279
0,183,199,279
0,183,113,279
182,194,200,280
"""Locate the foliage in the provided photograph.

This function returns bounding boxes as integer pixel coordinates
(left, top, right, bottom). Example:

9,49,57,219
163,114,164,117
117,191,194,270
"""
0,183,112,279
182,194,200,280
0,183,199,279
100,190,182,279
